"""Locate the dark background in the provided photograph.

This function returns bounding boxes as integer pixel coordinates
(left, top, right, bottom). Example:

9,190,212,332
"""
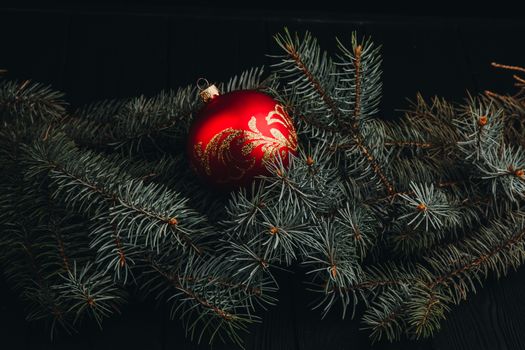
1,2,525,349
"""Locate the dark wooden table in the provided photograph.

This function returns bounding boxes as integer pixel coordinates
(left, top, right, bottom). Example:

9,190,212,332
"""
1,3,525,349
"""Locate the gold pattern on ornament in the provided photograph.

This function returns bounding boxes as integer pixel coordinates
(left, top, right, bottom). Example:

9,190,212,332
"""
194,104,298,182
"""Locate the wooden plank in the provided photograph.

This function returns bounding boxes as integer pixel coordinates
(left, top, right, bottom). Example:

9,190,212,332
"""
491,268,525,350
24,325,92,350
287,270,370,350
88,297,164,350
0,11,69,91
0,278,31,350
167,18,267,90
64,13,169,107
364,20,475,120
242,270,299,350
432,267,525,350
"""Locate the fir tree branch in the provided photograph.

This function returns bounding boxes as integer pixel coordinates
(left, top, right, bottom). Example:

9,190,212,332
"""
25,134,205,255
177,274,263,297
282,102,340,133
427,222,525,290
406,285,448,339
384,141,434,148
0,80,67,123
149,259,236,319
362,288,408,342
352,44,363,127
5,223,71,333
281,40,342,127
335,278,410,293
53,262,126,328
274,29,395,195
144,256,268,347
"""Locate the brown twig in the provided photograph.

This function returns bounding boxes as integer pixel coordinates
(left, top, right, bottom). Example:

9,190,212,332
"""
150,260,238,321
384,141,434,149
491,62,525,74
486,62,525,100
334,278,410,293
286,43,342,126
352,45,362,129
113,225,126,268
414,289,440,336
54,230,71,273
513,74,525,85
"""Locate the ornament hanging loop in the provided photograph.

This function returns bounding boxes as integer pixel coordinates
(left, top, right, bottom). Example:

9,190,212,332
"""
196,78,210,90
196,77,220,102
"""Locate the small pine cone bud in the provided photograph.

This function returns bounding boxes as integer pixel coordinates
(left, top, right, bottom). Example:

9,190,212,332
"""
330,265,337,278
416,203,427,211
168,217,178,225
478,115,488,126
515,169,524,178
118,253,126,267
306,155,314,166
269,226,279,235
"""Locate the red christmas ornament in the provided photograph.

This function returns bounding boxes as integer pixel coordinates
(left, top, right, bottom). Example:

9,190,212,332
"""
187,83,298,189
